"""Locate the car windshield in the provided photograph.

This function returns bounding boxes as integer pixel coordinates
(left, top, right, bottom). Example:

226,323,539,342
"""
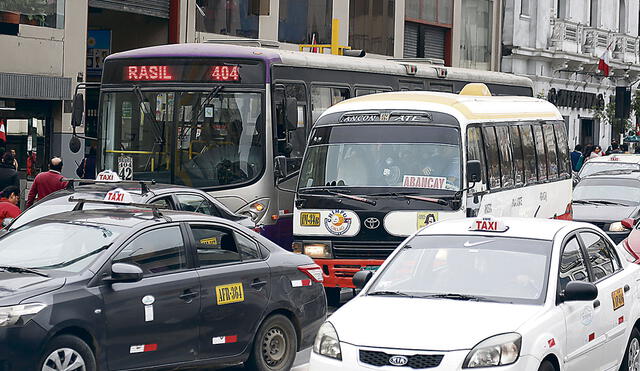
573,178,640,206
368,235,552,304
0,222,123,273
579,162,640,177
101,90,264,188
298,125,461,192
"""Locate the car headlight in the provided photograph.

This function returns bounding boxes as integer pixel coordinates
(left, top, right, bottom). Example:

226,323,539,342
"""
313,321,342,360
0,303,47,327
610,222,627,232
463,333,521,368
304,242,332,259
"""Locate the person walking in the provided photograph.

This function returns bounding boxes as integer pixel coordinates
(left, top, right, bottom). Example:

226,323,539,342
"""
76,146,97,179
26,157,68,207
26,151,36,177
9,149,18,170
0,185,21,226
0,152,19,191
570,144,584,172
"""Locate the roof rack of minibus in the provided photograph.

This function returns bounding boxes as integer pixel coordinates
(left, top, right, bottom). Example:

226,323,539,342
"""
68,197,164,219
388,57,445,66
62,178,156,194
204,38,281,48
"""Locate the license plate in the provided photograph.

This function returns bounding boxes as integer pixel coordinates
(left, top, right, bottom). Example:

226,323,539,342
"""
300,212,321,227
612,288,625,310
216,283,245,305
363,266,380,272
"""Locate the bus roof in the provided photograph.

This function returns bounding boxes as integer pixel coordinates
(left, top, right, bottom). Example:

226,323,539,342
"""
321,91,563,123
105,43,533,90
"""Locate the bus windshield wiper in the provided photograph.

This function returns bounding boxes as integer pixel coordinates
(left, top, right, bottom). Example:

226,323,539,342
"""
190,85,223,127
133,85,164,144
0,265,49,278
368,290,412,297
418,293,498,302
370,192,448,206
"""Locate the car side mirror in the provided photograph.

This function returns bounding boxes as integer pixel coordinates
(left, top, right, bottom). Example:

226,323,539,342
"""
104,263,143,284
622,218,636,229
466,160,482,184
285,97,298,131
352,270,373,289
2,218,13,228
274,155,288,182
71,93,84,127
561,281,598,302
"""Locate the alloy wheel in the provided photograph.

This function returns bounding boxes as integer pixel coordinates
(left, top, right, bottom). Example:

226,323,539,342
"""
42,348,86,371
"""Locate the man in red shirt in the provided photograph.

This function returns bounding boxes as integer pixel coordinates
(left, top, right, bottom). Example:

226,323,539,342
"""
27,157,68,207
0,185,21,225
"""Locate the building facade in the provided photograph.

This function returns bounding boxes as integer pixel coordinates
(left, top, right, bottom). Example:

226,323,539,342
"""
502,0,640,149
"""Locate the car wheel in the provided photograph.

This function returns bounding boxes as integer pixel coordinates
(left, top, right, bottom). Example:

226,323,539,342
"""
325,287,341,307
38,335,96,371
621,327,640,371
247,314,297,371
538,360,556,371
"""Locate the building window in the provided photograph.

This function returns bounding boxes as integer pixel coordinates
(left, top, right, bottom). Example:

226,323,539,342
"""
0,0,64,29
520,0,530,16
460,0,492,70
349,0,396,56
556,0,569,19
590,0,598,26
405,0,452,25
278,0,332,45
404,0,452,63
195,0,259,38
619,0,627,33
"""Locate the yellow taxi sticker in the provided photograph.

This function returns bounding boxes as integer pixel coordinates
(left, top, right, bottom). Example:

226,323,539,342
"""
216,283,245,305
417,212,439,229
200,237,218,245
612,288,625,310
300,212,321,227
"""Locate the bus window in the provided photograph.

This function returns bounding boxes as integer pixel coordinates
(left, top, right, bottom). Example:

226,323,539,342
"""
553,122,570,178
429,82,454,93
532,124,548,181
520,125,538,183
482,126,501,189
274,83,308,172
495,126,514,188
311,86,350,122
355,88,390,97
466,126,487,188
542,123,558,179
509,125,525,186
399,80,424,91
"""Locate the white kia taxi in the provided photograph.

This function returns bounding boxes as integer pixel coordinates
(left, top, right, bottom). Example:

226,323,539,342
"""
309,217,640,371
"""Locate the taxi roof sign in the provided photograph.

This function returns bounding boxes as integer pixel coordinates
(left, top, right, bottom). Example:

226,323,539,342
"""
97,170,121,182
469,217,509,233
104,188,135,204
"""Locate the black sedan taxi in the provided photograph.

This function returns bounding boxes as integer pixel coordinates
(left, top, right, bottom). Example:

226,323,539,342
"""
0,204,326,371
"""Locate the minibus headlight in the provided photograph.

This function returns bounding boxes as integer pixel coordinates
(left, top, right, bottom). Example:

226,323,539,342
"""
0,303,47,327
463,333,521,368
304,243,332,259
313,322,342,360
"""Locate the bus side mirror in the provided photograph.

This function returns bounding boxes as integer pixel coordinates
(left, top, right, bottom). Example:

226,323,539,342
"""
285,97,298,131
466,160,482,183
71,93,84,127
274,155,288,181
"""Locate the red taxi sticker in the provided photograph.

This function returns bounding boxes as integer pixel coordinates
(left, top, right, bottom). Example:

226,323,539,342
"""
130,344,157,353
212,335,238,345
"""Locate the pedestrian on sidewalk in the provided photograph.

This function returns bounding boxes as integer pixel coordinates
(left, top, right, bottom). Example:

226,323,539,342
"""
26,157,68,207
26,151,36,177
9,149,18,170
76,145,97,179
570,144,584,172
0,152,19,191
0,185,21,226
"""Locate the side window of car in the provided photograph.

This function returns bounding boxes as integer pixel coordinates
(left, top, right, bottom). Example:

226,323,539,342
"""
148,196,173,209
190,225,242,267
559,237,589,292
235,232,261,261
176,194,220,217
113,226,186,276
580,232,620,280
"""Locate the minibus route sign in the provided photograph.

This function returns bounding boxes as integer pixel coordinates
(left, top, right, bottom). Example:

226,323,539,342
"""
339,112,432,123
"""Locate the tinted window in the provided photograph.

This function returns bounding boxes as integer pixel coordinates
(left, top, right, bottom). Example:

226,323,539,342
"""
510,125,525,185
482,126,501,189
466,126,487,186
559,237,588,291
149,197,173,209
554,122,570,177
176,194,219,217
581,232,617,280
496,126,514,187
236,232,261,260
311,86,349,122
114,226,186,276
543,123,559,179
191,225,242,266
532,124,548,180
520,125,537,183
274,83,308,172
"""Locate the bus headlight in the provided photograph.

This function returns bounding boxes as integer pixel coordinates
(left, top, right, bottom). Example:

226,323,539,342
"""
237,198,270,222
609,222,627,232
0,303,47,327
313,322,342,360
304,242,332,259
463,333,521,368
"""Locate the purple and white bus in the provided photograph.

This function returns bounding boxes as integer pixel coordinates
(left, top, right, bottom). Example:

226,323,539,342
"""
97,42,533,247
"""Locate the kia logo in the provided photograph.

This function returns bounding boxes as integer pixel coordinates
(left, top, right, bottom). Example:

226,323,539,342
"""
364,217,380,230
389,355,408,366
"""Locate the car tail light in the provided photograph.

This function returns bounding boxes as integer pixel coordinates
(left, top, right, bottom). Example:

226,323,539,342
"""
251,226,263,233
555,203,573,220
298,264,323,283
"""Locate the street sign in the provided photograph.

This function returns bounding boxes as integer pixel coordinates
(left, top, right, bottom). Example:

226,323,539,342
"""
118,156,133,180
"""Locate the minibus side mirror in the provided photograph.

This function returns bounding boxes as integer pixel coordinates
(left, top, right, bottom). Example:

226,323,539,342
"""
105,263,143,284
71,93,84,127
560,281,598,303
466,160,482,183
274,155,288,182
285,97,298,131
353,270,373,289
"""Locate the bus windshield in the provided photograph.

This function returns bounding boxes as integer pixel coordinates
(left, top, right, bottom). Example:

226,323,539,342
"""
298,125,461,192
100,90,264,188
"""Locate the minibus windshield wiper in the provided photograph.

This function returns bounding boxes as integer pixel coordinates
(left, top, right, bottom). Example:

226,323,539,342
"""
369,192,448,206
0,265,49,278
299,188,376,206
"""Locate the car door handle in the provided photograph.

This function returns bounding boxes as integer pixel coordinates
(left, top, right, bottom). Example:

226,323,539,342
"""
179,289,199,302
593,300,601,309
625,285,631,293
251,279,267,289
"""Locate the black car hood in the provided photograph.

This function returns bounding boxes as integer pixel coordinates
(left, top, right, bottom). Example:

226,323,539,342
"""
573,204,638,223
0,272,65,304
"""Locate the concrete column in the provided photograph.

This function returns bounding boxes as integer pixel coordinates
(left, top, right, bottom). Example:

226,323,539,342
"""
259,0,279,41
491,0,502,71
182,0,197,43
394,0,405,57
333,0,350,46
451,0,462,67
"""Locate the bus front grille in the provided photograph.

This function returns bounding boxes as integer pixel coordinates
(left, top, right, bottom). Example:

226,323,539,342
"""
332,242,400,260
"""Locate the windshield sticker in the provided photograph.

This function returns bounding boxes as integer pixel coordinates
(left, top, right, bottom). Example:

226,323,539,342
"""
403,175,447,189
417,212,439,229
325,210,352,235
300,212,321,227
216,283,245,305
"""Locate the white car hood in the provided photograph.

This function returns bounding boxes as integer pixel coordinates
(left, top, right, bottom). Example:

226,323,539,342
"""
331,296,544,350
